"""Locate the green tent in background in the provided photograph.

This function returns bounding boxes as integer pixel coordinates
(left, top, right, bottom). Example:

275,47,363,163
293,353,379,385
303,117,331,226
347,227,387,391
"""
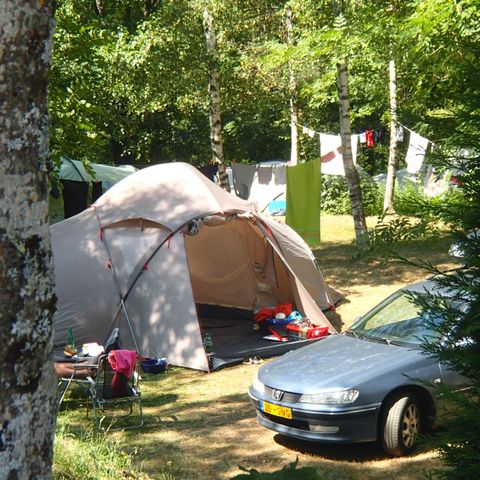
285,159,321,246
59,156,137,189
50,157,138,223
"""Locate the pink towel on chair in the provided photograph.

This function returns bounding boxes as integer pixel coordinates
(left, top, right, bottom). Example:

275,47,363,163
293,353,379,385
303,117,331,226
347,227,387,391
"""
108,350,137,379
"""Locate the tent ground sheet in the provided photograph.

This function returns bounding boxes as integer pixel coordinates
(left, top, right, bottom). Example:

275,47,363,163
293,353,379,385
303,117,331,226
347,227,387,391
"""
197,305,322,370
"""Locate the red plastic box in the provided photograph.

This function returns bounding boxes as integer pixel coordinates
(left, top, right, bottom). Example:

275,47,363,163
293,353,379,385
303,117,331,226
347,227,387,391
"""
286,324,329,341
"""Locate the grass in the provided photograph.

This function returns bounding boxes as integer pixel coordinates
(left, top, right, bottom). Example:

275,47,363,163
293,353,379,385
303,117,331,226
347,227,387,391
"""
54,215,459,480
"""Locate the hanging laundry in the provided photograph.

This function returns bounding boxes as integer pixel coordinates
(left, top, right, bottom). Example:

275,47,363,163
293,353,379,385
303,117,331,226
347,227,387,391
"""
405,131,429,174
374,128,385,144
285,159,321,245
302,126,316,138
395,124,404,143
232,163,286,212
231,163,256,199
423,165,450,197
319,134,358,176
365,130,374,148
359,132,366,144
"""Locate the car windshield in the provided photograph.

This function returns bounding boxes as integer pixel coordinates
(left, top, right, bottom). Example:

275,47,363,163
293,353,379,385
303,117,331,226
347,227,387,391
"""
350,291,444,347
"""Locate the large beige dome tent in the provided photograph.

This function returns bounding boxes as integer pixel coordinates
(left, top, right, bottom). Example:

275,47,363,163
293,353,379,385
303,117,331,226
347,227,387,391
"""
51,162,341,371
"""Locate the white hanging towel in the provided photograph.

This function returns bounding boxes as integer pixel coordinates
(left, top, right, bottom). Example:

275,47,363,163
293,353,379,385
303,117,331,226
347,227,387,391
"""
405,131,429,174
302,126,316,138
319,134,358,176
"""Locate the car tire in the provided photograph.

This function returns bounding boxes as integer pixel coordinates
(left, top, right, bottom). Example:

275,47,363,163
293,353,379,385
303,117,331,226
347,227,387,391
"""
381,393,421,456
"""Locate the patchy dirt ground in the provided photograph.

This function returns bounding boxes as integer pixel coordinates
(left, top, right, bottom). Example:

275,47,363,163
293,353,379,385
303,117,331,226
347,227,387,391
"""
59,216,458,479
113,218,457,479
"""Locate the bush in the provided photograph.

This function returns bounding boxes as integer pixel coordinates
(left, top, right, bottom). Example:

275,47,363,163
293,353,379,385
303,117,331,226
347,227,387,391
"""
321,171,382,216
320,170,458,221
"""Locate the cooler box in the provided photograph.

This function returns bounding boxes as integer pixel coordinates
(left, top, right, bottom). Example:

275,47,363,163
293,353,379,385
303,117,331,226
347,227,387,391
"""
286,324,329,341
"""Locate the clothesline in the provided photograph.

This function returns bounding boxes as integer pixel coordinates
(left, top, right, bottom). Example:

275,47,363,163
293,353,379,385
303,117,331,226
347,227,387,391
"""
297,120,434,149
296,121,433,176
296,122,383,139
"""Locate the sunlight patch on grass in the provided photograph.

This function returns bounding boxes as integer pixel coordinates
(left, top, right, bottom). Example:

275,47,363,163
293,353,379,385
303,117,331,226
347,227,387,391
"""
54,215,455,480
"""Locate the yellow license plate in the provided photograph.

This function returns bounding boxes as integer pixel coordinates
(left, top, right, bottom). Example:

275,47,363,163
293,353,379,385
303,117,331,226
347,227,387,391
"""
262,401,292,419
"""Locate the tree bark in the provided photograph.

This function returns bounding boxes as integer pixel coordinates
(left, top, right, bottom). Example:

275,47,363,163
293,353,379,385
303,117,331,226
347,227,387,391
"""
384,58,398,213
202,5,230,191
0,2,57,479
337,60,368,247
286,6,299,166
93,0,105,16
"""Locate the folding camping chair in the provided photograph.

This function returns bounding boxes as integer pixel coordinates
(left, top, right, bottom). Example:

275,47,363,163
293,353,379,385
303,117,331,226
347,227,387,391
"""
86,349,143,430
55,328,121,405
56,357,99,404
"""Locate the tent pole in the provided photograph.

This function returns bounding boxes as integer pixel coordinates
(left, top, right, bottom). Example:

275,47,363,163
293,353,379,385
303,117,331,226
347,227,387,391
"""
93,207,140,353
120,299,140,352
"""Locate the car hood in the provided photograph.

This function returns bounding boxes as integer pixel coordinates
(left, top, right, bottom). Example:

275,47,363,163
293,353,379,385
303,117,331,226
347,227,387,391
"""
258,334,428,393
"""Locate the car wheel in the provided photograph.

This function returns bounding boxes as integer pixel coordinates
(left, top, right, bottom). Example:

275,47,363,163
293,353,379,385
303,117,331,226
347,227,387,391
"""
381,393,421,456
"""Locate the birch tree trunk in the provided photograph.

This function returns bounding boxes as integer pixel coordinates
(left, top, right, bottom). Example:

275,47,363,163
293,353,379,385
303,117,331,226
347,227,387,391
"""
384,58,398,213
286,5,299,166
0,2,57,478
202,5,230,191
337,61,368,247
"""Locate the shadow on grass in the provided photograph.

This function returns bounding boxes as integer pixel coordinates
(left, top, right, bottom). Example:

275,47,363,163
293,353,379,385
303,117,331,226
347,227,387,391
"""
57,373,443,480
315,234,458,292
274,435,390,462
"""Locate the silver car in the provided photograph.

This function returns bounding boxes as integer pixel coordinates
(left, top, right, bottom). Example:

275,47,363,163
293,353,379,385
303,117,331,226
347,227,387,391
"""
249,279,468,456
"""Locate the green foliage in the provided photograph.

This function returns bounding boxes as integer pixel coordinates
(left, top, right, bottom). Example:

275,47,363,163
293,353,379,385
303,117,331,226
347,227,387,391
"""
232,458,322,480
51,0,209,165
321,171,382,216
53,420,149,479
413,153,480,479
360,212,440,260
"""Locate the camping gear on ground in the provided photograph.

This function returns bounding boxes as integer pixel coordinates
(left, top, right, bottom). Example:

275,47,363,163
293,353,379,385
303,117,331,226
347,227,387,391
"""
51,162,342,371
141,357,168,374
286,321,329,341
254,304,293,324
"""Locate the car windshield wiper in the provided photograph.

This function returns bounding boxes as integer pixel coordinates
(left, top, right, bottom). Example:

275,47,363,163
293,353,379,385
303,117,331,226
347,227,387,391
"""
344,330,361,339
362,334,394,345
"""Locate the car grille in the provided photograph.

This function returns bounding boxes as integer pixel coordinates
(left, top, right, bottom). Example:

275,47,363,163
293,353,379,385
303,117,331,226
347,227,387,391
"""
264,386,301,403
260,411,310,430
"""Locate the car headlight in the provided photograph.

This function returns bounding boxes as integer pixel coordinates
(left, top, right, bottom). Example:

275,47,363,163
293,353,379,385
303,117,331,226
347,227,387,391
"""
251,373,265,395
299,389,359,405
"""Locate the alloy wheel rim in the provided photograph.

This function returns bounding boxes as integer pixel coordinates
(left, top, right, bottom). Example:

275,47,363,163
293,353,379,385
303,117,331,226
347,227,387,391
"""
402,403,419,448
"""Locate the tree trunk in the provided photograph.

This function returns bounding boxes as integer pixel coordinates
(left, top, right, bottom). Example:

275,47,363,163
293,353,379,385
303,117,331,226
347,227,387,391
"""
337,61,368,247
0,2,57,478
94,0,105,16
384,58,398,213
202,6,230,191
286,6,299,166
